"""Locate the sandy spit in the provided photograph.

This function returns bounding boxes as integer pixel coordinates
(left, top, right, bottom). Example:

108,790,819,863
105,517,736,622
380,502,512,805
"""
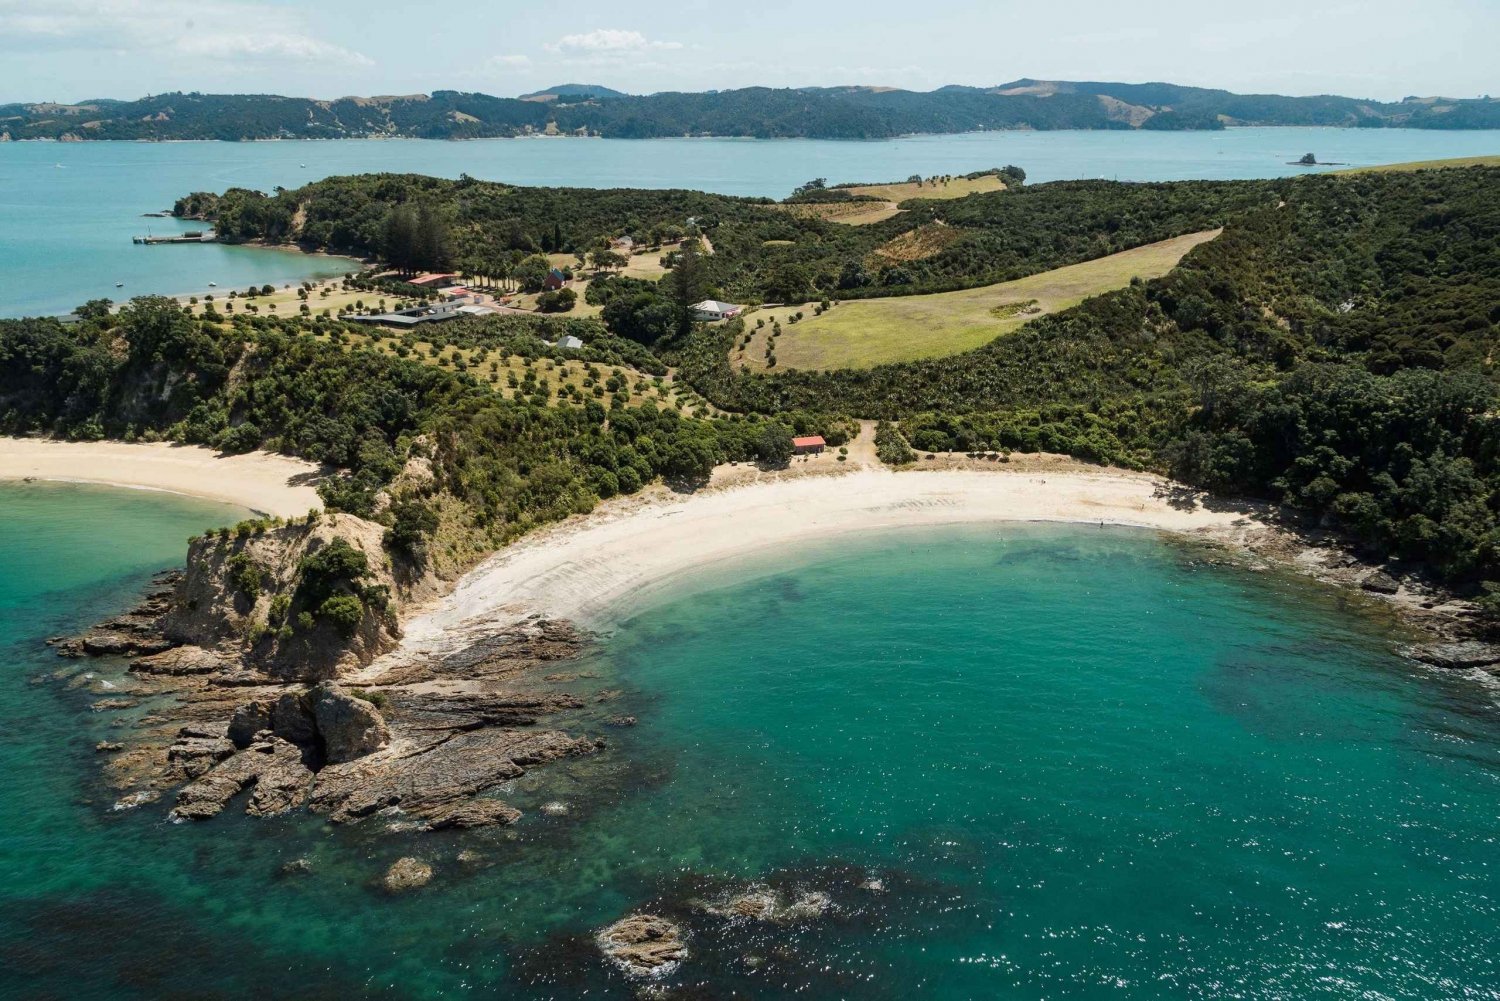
391,467,1260,660
0,438,324,517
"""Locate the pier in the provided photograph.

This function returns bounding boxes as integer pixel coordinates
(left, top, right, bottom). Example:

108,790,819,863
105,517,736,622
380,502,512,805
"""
132,230,216,245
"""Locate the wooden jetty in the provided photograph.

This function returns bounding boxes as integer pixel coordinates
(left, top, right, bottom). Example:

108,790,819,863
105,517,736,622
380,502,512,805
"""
132,230,216,245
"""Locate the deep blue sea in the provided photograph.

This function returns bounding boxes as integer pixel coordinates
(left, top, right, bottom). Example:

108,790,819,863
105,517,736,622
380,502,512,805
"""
2,127,1499,317
2,486,1495,999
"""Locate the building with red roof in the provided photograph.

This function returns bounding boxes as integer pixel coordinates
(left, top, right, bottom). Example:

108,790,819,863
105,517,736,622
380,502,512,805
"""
792,435,826,455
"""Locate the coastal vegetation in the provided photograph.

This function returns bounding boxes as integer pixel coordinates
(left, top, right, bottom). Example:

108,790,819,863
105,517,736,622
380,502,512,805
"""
5,81,1499,141
6,161,1500,625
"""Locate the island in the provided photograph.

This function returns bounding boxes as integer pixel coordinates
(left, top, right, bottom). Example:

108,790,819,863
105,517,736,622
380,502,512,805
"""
4,157,1500,979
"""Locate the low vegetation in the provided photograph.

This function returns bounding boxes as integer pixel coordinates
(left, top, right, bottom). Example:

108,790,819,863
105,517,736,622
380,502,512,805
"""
735,230,1221,370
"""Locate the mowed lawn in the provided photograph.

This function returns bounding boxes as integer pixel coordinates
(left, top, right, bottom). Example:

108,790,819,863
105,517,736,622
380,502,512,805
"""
734,229,1221,372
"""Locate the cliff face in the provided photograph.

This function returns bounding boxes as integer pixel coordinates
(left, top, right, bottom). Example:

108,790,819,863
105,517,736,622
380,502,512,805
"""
163,512,443,680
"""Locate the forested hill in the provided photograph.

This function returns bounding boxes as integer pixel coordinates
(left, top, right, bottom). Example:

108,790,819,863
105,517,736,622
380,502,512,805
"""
5,80,1499,140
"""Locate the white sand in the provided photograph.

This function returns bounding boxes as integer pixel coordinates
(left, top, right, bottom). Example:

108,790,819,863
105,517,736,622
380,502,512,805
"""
393,468,1263,659
0,438,323,517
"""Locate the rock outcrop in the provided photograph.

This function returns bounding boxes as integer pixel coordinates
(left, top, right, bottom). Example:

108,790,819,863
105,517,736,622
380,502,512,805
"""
313,685,391,763
171,735,314,820
1406,640,1500,671
383,857,433,892
65,525,606,836
309,726,600,826
596,914,688,978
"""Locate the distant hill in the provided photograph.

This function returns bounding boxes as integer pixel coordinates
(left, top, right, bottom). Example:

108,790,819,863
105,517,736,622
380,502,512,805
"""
3,81,1496,141
519,83,631,103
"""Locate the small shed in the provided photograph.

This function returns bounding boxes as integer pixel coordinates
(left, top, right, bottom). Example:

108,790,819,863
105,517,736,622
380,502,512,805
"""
792,435,826,455
543,268,569,291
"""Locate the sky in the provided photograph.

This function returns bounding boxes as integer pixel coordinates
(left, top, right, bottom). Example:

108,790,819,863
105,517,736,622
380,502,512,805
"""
0,0,1495,104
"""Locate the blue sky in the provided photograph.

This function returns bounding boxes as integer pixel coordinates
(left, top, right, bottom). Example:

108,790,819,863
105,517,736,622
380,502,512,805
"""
0,0,1495,103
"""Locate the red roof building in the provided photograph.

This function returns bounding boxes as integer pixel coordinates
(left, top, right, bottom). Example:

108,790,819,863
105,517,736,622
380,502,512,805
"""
792,435,826,454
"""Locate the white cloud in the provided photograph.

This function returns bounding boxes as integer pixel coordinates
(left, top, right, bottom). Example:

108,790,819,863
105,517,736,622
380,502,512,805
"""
0,0,371,69
545,29,682,54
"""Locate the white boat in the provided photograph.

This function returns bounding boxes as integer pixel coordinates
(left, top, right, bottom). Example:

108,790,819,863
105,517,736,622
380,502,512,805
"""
208,281,217,287
114,282,124,288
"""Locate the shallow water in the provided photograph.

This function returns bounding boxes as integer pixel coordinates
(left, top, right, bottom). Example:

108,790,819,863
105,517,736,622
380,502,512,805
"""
0,489,1495,999
4,127,1499,318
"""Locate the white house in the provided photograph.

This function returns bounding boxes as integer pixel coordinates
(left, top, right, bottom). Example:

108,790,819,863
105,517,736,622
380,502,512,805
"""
692,299,743,321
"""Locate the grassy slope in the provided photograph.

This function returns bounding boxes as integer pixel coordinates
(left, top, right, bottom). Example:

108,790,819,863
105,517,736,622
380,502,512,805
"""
845,175,1007,201
734,229,1221,372
1336,154,1500,174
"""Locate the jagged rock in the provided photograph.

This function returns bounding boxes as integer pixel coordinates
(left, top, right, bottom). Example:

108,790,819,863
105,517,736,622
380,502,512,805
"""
383,857,433,892
313,685,390,763
540,800,570,817
392,691,583,731
95,741,123,753
81,631,172,657
308,729,602,824
227,701,272,748
91,698,139,712
170,737,313,821
165,734,237,780
1406,640,1500,670
419,798,522,831
132,646,227,677
280,857,314,876
596,914,688,979
269,691,317,746
606,715,637,727
1361,571,1401,594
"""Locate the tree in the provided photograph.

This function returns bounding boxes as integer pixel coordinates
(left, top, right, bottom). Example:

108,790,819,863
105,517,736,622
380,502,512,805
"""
382,205,420,273
763,262,811,304
414,202,451,271
590,248,627,273
537,288,577,313
665,237,710,335
511,254,551,292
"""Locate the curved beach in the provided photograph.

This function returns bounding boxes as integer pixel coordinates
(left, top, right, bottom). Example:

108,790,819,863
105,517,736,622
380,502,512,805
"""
392,466,1264,659
0,438,323,518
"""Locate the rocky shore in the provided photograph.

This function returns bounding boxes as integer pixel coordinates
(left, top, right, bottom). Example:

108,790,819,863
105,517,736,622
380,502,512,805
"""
55,524,617,834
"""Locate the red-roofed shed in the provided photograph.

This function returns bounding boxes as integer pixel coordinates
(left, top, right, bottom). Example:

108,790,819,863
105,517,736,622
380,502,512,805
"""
792,435,826,455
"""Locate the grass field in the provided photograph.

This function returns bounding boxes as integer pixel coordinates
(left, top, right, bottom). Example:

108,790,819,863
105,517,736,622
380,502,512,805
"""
733,229,1221,372
773,200,903,225
844,174,1006,202
774,175,1008,227
1337,154,1500,174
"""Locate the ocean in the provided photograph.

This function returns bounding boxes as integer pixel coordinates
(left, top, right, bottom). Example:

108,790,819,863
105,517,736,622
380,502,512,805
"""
3,126,1499,318
2,487,1494,999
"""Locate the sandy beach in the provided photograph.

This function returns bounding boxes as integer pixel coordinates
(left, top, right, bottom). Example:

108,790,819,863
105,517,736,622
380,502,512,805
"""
388,466,1265,662
0,438,324,517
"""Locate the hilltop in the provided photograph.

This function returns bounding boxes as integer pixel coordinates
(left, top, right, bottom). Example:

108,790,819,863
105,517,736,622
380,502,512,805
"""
3,79,1498,141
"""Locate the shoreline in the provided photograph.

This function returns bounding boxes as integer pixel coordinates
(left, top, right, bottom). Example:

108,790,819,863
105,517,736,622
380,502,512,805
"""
380,466,1264,664
371,460,1484,679
0,438,325,518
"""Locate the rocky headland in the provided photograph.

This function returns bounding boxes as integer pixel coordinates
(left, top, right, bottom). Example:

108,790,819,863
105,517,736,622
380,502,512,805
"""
57,510,614,834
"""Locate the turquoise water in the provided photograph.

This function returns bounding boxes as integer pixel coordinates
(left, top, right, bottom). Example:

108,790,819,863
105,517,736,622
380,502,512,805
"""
4,127,1500,318
2,487,1496,998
